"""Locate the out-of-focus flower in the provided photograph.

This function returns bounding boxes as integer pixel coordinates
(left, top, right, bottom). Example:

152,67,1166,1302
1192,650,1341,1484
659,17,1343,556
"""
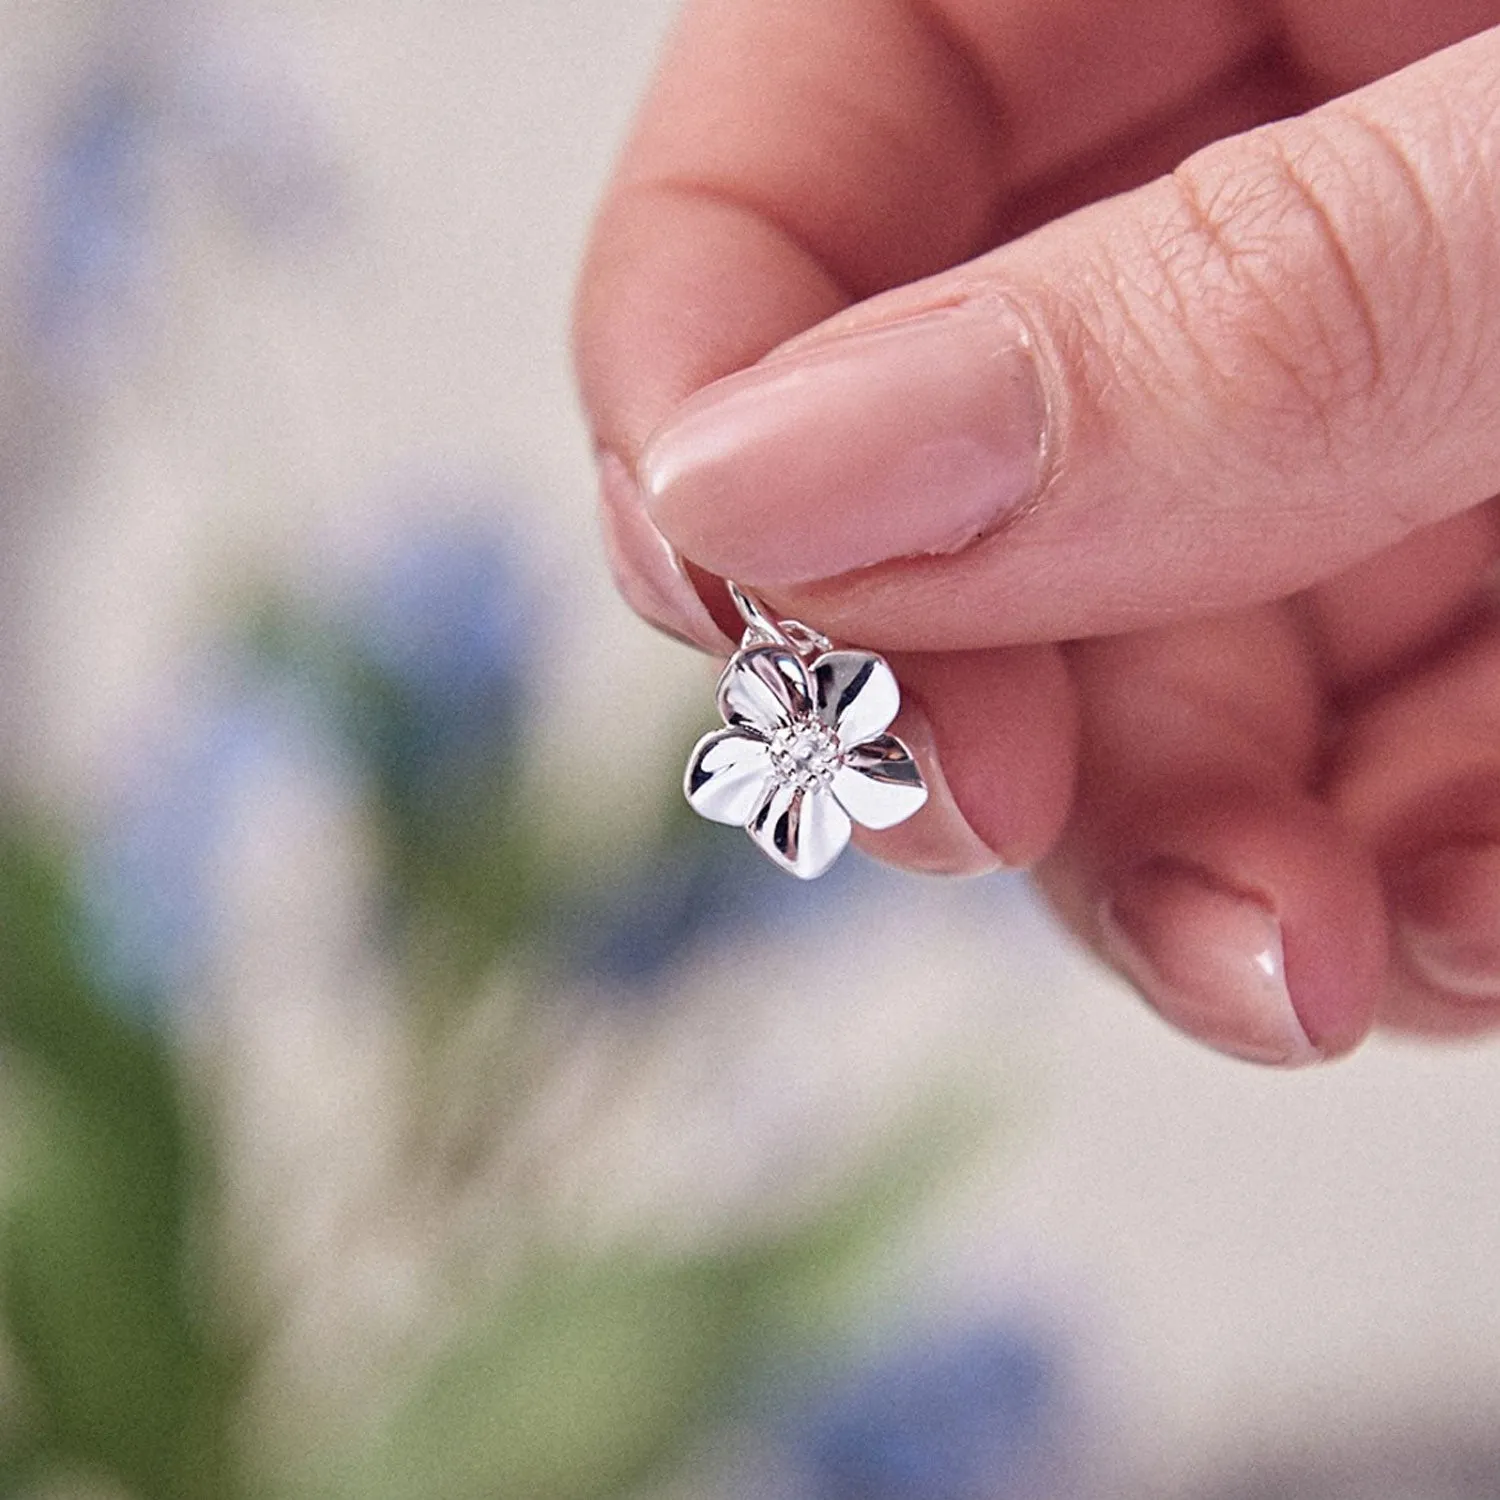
570,821,871,996
83,505,544,1016
29,35,341,375
172,29,344,240
81,662,352,1016
687,647,927,879
263,501,550,986
339,511,535,808
29,78,154,361
784,1325,1072,1500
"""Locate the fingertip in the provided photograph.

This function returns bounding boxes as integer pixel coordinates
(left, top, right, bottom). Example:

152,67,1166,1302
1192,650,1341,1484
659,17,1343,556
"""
1272,825,1387,1059
597,452,738,654
1099,858,1321,1066
852,700,1005,877
848,643,1076,879
1388,842,1500,1004
1059,784,1386,1065
1379,822,1500,1036
1327,626,1500,1038
903,644,1078,869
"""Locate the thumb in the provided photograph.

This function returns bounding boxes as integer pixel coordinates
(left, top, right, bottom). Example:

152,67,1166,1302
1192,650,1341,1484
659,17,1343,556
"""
637,28,1500,649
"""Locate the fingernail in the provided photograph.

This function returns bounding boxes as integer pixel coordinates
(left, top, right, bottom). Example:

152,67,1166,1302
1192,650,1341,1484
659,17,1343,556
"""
597,452,736,653
1100,861,1321,1066
639,300,1049,585
1392,842,1500,1000
852,703,1003,877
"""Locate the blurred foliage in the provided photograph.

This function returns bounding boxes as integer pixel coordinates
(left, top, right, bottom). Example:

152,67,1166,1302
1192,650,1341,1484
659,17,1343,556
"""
0,35,1033,1500
245,584,548,1001
0,826,236,1499
341,1255,749,1500
316,1107,980,1500
0,518,998,1500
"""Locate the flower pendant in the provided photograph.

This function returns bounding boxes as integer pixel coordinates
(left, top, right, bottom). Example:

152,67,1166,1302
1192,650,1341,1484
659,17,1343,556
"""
684,585,927,878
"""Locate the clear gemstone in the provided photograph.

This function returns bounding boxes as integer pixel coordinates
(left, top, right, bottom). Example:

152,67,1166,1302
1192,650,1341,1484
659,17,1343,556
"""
769,718,842,791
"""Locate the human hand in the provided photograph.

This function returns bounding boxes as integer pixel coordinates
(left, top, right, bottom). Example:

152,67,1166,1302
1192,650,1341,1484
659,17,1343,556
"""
573,0,1500,1064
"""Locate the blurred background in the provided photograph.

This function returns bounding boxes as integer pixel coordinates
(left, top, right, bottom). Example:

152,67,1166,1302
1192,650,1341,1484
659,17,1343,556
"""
0,3,1499,1498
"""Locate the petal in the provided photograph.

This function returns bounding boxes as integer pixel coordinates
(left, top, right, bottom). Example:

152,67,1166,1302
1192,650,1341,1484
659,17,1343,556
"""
684,728,774,825
812,651,900,746
747,781,852,879
831,734,929,830
717,646,813,734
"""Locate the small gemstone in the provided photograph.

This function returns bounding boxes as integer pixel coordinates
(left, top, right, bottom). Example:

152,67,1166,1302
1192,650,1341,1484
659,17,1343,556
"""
769,719,842,792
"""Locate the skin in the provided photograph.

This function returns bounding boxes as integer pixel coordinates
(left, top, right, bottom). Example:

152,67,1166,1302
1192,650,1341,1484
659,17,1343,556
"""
573,0,1500,1063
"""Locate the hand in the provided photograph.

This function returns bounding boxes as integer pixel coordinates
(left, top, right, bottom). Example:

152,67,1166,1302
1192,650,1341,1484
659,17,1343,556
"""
573,0,1500,1064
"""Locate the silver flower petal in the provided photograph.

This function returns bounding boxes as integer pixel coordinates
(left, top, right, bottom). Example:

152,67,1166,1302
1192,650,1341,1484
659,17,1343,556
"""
831,734,929,830
717,646,813,735
684,728,774,825
748,780,852,880
812,651,901,747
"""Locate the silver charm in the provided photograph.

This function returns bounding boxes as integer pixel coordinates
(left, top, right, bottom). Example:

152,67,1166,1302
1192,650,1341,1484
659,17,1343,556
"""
684,584,927,878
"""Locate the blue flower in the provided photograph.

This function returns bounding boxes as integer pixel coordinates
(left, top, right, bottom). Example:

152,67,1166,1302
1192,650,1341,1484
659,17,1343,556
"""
787,1327,1066,1500
30,78,153,356
172,40,344,241
341,512,536,808
569,824,872,995
80,665,348,1018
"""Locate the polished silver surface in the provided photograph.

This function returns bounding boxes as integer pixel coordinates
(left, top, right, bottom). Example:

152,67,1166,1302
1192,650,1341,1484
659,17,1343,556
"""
683,586,928,878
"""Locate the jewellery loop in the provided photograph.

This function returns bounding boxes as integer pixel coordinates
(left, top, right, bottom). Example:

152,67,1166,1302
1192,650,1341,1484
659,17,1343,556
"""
727,581,832,657
778,619,834,656
727,581,792,649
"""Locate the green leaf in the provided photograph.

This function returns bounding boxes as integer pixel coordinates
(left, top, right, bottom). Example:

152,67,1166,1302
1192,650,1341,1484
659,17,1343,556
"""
0,823,237,1500
309,1095,1001,1500
729,1093,1004,1352
322,1256,749,1500
3,1105,235,1500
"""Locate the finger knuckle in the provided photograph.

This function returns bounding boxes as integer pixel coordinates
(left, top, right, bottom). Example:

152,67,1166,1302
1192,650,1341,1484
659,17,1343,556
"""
1150,115,1463,470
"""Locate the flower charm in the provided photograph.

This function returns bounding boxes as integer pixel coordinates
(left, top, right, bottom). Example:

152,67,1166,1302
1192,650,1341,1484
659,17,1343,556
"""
685,640,928,879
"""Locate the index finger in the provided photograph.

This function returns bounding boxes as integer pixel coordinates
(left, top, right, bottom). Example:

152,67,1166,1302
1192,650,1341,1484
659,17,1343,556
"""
573,0,1262,461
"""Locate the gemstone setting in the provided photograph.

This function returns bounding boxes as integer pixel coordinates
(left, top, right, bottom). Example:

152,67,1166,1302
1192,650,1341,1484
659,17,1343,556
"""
769,718,843,792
